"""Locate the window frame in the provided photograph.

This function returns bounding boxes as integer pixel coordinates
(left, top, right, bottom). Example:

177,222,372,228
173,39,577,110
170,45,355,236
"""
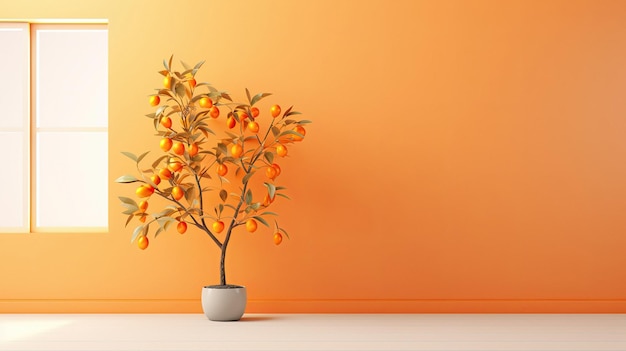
0,21,109,234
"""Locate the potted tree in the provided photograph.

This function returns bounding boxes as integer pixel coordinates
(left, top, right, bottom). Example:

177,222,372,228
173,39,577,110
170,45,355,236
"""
115,57,310,321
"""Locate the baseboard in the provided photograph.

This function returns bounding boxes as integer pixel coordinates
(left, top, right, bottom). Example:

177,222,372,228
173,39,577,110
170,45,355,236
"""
2,299,626,313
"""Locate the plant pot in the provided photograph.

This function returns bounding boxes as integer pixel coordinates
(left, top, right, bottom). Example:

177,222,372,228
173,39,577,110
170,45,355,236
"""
201,285,247,321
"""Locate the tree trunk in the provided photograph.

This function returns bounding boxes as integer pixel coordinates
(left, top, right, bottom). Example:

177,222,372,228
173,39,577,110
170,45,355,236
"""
219,242,227,285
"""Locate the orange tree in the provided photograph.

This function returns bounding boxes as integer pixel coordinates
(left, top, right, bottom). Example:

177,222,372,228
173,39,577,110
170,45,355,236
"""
116,57,310,286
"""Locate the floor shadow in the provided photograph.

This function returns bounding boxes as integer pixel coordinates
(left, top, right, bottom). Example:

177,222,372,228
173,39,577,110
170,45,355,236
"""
239,315,280,322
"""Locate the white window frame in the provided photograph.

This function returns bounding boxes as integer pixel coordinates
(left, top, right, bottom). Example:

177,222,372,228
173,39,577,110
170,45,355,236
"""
0,22,30,232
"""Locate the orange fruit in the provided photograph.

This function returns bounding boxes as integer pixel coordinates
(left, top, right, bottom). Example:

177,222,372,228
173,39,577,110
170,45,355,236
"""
189,78,197,89
160,116,172,129
199,97,212,108
246,219,258,233
210,106,220,118
266,166,277,180
139,215,147,223
217,163,228,176
188,143,199,157
271,163,281,177
247,121,259,133
149,95,160,106
226,116,236,129
231,143,243,158
293,125,306,141
160,138,173,152
137,235,149,250
159,168,172,180
163,74,171,89
238,111,249,121
270,104,281,118
250,107,260,118
273,233,283,245
177,221,187,234
150,174,161,186
168,158,183,172
171,186,184,200
248,121,259,133
172,141,185,155
263,193,274,207
139,200,148,212
212,220,225,233
276,144,287,157
136,184,155,198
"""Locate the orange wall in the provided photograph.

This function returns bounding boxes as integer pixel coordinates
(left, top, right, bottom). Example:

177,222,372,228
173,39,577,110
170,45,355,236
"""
1,0,626,313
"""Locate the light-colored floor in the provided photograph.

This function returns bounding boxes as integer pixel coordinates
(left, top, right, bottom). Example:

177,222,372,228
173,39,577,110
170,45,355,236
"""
1,314,625,351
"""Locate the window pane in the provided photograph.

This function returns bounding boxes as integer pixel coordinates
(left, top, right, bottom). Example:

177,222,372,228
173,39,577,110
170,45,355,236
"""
36,132,108,229
35,28,108,129
0,132,27,231
0,23,29,130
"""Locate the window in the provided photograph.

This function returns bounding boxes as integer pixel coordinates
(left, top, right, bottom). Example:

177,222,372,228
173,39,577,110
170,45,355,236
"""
0,22,108,233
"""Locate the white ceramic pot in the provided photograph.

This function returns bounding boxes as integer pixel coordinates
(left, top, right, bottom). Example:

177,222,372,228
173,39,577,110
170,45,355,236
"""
201,285,247,321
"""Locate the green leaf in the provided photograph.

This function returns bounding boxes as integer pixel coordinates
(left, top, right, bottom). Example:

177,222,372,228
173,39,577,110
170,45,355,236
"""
115,175,139,183
136,151,150,164
279,227,290,239
194,60,205,71
276,193,291,200
154,208,176,218
119,197,137,206
121,202,138,215
198,126,215,136
271,126,280,137
253,216,269,227
225,131,239,140
264,182,276,200
282,105,293,117
130,224,144,243
219,189,228,202
175,83,185,98
121,151,137,162
157,217,175,232
245,189,253,205
155,105,168,117
278,130,303,139
250,92,272,106
285,111,302,117
185,186,197,203
154,227,164,238
298,120,313,124
245,88,252,104
151,155,169,169
217,143,228,155
242,170,256,184
125,214,134,228
221,92,232,101
264,151,274,164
